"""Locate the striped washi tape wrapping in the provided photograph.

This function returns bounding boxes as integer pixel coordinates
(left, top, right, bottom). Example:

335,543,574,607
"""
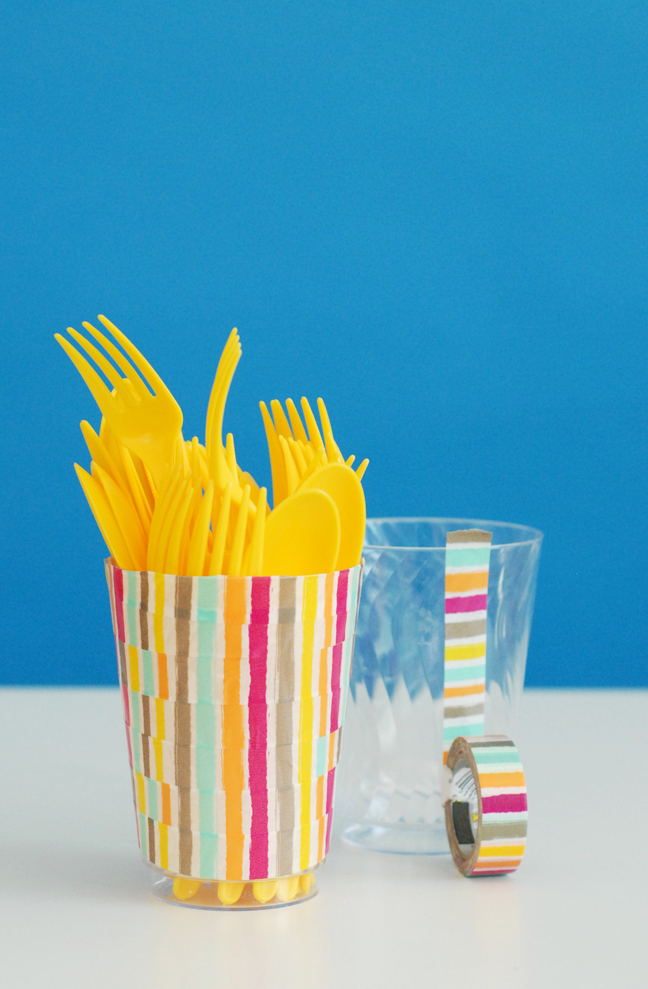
443,529,492,762
443,735,528,877
105,560,362,882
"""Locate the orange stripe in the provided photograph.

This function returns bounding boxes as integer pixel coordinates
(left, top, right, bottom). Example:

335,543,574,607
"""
162,782,171,825
222,577,246,880
474,859,522,871
316,774,324,821
158,653,169,700
444,683,485,698
317,813,325,862
328,731,335,772
479,772,526,787
445,571,489,592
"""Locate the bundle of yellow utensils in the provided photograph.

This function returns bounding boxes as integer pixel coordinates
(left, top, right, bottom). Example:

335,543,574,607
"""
56,317,368,576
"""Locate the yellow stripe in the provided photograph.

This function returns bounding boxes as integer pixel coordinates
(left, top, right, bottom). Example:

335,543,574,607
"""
128,644,140,692
154,573,165,653
153,738,164,781
444,642,486,661
155,697,165,739
159,821,169,870
479,844,526,857
299,576,319,871
136,771,146,813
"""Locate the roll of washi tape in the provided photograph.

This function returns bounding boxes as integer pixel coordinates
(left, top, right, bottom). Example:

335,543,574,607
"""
443,734,528,877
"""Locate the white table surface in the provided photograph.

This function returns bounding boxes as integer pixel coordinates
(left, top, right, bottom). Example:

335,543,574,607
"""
1,688,647,988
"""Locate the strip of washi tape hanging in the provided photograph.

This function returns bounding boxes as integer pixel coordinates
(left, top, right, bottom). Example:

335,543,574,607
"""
443,734,528,876
443,529,492,763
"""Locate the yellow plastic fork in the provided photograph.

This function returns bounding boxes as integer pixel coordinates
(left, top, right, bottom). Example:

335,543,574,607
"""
55,315,183,490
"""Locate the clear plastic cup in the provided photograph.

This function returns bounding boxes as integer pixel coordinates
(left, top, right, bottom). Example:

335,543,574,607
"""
336,518,542,854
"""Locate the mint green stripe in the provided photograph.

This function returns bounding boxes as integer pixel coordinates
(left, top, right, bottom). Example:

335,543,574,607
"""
142,650,155,696
195,706,216,790
445,547,491,568
473,748,521,764
444,664,485,683
127,571,138,645
130,690,141,736
131,725,142,773
316,735,327,777
197,574,219,623
200,833,218,878
146,777,158,820
444,721,484,741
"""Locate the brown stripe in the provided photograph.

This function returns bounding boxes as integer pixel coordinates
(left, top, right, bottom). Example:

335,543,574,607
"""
276,577,296,875
444,702,485,719
174,576,194,875
446,529,492,544
117,640,128,686
444,618,487,640
481,822,528,840
139,572,149,650
142,695,151,777
471,738,515,749
147,817,156,864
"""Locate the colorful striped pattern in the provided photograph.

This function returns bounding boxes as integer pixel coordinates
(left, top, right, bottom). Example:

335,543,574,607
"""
445,735,528,877
443,529,492,763
105,561,362,882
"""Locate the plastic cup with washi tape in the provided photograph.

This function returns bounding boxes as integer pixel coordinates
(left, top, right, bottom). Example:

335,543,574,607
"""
443,735,528,877
106,560,363,909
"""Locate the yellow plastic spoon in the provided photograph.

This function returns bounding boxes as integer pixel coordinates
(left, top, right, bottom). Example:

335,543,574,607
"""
217,881,245,905
300,462,366,570
173,877,202,901
262,489,340,576
252,880,278,903
276,876,300,902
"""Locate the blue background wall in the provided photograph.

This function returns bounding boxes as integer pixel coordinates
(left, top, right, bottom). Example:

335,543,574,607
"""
1,1,646,687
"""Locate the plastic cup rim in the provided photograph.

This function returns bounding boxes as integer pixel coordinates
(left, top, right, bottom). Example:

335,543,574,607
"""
364,516,544,552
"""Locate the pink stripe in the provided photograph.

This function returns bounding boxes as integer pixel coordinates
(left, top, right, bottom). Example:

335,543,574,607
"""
121,683,130,726
112,566,125,642
335,569,349,643
125,723,133,767
329,643,344,733
329,571,349,732
325,767,336,853
247,577,271,880
482,793,528,814
445,593,487,614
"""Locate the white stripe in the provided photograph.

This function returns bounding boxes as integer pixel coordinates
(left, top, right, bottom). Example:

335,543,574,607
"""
444,633,487,646
481,811,528,825
445,713,484,727
445,589,488,600
444,657,486,670
445,610,487,624
479,837,527,849
474,762,524,774
444,694,484,710
445,565,490,575
480,786,527,797
446,542,492,550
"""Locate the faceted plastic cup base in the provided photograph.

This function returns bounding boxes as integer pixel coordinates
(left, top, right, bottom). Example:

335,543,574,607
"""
149,865,318,910
342,822,449,855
